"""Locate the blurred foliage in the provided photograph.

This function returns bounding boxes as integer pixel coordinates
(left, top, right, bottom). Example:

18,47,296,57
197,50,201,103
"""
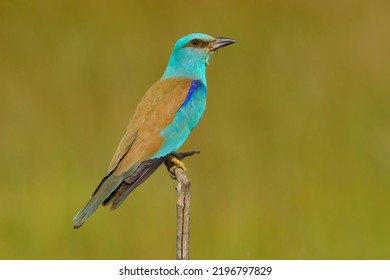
1,0,390,259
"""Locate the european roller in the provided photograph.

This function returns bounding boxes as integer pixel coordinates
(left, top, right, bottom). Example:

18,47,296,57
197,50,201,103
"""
73,33,235,228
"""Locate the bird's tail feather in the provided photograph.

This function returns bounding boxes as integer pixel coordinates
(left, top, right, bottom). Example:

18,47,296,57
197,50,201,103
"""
73,157,166,229
73,173,124,229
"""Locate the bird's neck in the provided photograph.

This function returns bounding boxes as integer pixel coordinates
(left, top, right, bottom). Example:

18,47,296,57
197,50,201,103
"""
161,58,208,86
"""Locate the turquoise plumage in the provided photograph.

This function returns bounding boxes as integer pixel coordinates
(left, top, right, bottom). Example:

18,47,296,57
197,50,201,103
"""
73,33,235,228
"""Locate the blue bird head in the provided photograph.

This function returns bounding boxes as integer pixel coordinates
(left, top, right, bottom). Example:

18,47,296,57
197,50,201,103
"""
162,33,236,84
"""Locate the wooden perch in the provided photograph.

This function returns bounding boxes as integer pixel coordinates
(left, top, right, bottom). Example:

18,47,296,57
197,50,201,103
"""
164,150,200,260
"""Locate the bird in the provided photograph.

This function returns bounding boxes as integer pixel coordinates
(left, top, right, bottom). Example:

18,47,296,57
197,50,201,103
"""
73,33,235,229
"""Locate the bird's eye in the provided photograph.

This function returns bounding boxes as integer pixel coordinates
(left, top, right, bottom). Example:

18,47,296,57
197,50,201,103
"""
185,39,204,48
191,39,200,46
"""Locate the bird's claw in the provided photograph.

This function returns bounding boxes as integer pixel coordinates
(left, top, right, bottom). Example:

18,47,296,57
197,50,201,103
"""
168,166,177,179
165,155,187,180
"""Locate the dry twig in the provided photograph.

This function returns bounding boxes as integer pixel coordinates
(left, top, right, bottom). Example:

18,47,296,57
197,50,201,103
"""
164,150,199,260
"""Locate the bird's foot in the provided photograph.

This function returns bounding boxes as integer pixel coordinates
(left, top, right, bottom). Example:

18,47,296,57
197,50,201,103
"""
165,155,187,179
164,150,200,179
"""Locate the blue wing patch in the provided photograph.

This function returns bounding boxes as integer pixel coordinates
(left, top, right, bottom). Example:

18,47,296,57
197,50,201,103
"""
182,79,203,107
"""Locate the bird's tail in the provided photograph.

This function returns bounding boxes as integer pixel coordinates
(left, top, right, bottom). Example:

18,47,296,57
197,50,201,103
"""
73,173,124,229
73,158,166,229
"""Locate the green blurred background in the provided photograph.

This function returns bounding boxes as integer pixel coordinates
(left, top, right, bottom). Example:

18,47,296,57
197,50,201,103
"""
1,0,389,259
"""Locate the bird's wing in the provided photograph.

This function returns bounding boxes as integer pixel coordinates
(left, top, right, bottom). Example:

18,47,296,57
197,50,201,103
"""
102,157,166,209
73,78,192,228
109,77,193,176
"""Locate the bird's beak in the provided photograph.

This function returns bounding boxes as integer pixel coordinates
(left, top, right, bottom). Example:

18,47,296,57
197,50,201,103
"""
209,37,236,51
